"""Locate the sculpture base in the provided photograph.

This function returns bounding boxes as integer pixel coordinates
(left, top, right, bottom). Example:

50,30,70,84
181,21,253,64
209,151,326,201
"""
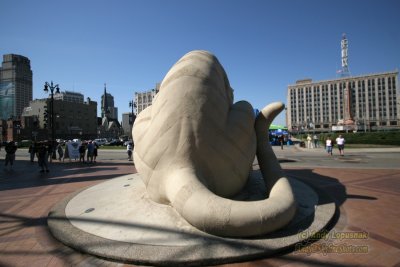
48,172,336,266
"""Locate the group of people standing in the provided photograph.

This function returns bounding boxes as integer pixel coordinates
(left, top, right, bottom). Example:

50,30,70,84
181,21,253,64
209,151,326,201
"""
26,140,99,172
77,141,98,163
325,135,345,156
305,134,345,156
2,139,134,173
28,141,68,172
3,141,18,171
2,140,54,172
306,134,321,149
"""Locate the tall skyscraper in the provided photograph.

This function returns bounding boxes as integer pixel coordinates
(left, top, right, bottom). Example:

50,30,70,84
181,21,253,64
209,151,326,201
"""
101,83,118,120
0,54,33,120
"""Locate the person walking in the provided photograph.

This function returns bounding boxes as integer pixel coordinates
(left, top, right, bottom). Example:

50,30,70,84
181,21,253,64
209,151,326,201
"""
57,143,64,161
28,142,37,162
86,141,95,163
47,141,53,163
336,134,345,156
278,135,284,150
313,134,319,148
285,135,290,147
326,136,333,156
79,142,87,163
127,142,133,161
37,142,49,173
63,142,71,162
4,141,17,171
93,141,98,163
306,134,313,149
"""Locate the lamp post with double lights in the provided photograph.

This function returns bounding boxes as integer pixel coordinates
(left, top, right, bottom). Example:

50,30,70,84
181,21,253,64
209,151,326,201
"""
129,100,136,139
44,81,60,158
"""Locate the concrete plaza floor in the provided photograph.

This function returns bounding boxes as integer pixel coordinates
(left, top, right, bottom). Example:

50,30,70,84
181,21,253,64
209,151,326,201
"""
0,146,399,267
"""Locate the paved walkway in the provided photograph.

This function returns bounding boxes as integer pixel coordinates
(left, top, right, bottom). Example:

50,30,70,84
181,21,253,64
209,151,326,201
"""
0,147,399,267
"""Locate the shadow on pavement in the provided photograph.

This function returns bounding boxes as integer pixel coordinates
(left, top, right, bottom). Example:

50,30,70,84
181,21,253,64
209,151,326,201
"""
0,159,136,192
0,159,380,267
284,169,378,207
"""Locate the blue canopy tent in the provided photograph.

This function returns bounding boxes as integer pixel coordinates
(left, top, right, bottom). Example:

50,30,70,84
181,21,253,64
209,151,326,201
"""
253,109,290,142
268,125,291,146
269,124,287,131
270,128,288,135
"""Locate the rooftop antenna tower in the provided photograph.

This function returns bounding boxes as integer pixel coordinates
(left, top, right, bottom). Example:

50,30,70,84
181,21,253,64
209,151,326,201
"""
340,33,351,77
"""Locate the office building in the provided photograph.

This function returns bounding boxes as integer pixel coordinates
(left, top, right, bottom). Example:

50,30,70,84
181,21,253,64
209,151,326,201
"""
0,54,33,120
54,91,84,103
22,97,98,140
121,112,132,136
135,83,160,115
287,71,399,132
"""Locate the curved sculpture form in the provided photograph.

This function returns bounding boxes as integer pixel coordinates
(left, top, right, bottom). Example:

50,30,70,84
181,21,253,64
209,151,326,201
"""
133,50,296,237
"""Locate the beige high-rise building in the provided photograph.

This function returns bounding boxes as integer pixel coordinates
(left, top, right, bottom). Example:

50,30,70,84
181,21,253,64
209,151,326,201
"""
287,71,399,132
134,83,160,115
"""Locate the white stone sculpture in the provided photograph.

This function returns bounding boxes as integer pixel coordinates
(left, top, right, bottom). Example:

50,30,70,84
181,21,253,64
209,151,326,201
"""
133,50,296,237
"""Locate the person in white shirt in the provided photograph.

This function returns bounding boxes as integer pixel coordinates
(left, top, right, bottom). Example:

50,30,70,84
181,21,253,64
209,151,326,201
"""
127,143,133,161
326,136,333,155
335,135,345,156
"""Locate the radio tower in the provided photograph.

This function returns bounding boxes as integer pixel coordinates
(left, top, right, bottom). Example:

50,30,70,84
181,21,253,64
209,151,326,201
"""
340,33,350,77
340,33,354,126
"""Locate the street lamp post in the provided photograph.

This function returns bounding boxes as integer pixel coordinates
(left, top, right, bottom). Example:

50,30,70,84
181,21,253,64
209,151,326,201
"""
16,124,21,145
129,100,136,139
44,81,60,158
362,101,367,133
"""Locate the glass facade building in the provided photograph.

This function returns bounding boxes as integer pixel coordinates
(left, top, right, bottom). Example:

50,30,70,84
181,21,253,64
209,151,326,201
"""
0,54,32,120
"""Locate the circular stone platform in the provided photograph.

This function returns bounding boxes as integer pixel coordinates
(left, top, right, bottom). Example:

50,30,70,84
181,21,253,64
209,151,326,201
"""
48,171,336,266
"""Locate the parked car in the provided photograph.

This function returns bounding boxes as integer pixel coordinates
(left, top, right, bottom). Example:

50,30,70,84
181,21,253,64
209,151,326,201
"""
94,138,107,146
119,135,129,142
104,139,124,146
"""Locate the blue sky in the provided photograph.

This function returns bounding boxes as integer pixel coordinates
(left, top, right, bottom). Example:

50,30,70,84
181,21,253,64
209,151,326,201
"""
1,0,399,125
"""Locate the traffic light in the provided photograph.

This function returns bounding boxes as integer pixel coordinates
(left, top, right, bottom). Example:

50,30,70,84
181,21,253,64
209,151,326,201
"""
43,105,48,129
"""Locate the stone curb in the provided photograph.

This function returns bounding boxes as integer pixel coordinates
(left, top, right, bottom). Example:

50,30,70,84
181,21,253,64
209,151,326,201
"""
48,175,336,266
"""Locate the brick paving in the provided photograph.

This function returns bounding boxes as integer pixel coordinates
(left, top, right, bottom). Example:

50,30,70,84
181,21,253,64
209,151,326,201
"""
0,148,399,267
